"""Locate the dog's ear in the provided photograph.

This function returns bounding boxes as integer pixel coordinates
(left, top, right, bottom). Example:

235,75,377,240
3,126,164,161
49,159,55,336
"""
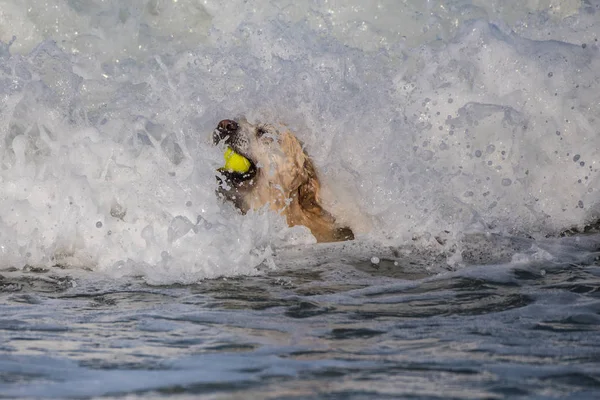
280,132,315,192
296,156,327,216
281,131,355,242
297,169,355,242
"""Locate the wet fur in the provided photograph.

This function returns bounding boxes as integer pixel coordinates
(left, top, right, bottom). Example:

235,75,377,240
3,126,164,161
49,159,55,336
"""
214,119,354,243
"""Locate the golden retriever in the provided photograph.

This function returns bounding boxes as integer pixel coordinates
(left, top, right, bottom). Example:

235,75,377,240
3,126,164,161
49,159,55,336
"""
213,118,354,243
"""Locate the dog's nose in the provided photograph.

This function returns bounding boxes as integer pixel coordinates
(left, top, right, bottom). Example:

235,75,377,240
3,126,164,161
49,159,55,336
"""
218,119,238,133
214,119,238,144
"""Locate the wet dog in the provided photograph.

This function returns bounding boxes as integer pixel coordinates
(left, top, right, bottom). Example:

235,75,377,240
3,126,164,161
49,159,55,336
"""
213,118,354,243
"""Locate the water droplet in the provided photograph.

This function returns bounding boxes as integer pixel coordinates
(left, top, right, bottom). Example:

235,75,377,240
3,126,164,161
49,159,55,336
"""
96,221,103,228
420,150,434,161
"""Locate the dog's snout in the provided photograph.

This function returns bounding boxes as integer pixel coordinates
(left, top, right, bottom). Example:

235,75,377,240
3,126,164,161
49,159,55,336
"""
218,119,238,133
214,119,239,144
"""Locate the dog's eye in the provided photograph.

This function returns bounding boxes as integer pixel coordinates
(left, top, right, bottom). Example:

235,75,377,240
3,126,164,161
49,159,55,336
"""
256,127,267,137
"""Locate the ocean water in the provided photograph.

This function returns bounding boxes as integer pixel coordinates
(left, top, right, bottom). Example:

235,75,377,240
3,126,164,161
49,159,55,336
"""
0,0,599,398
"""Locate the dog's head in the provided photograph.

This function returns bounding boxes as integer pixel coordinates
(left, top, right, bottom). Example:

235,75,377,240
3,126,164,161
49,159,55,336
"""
213,118,313,210
213,118,354,242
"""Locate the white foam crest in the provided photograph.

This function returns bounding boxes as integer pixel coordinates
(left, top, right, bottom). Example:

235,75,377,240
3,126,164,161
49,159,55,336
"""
0,0,212,61
382,21,600,237
0,40,319,283
0,1,599,283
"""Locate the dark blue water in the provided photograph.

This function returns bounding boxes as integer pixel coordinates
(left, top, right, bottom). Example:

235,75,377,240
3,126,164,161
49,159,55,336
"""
1,235,600,399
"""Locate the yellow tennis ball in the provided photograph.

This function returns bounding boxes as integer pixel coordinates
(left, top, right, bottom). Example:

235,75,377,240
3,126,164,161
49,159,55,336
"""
223,147,251,173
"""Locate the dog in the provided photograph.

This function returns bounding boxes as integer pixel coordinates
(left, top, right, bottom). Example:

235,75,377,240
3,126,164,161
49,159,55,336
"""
213,118,354,243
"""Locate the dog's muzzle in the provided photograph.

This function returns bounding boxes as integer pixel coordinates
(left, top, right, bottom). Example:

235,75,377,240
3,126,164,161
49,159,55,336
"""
213,119,238,145
213,119,257,186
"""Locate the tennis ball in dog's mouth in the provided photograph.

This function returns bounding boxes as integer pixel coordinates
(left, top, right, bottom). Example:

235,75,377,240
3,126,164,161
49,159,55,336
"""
223,147,251,173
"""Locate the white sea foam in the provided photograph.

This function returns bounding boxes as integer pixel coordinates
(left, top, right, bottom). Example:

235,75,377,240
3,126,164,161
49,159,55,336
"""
0,0,599,283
